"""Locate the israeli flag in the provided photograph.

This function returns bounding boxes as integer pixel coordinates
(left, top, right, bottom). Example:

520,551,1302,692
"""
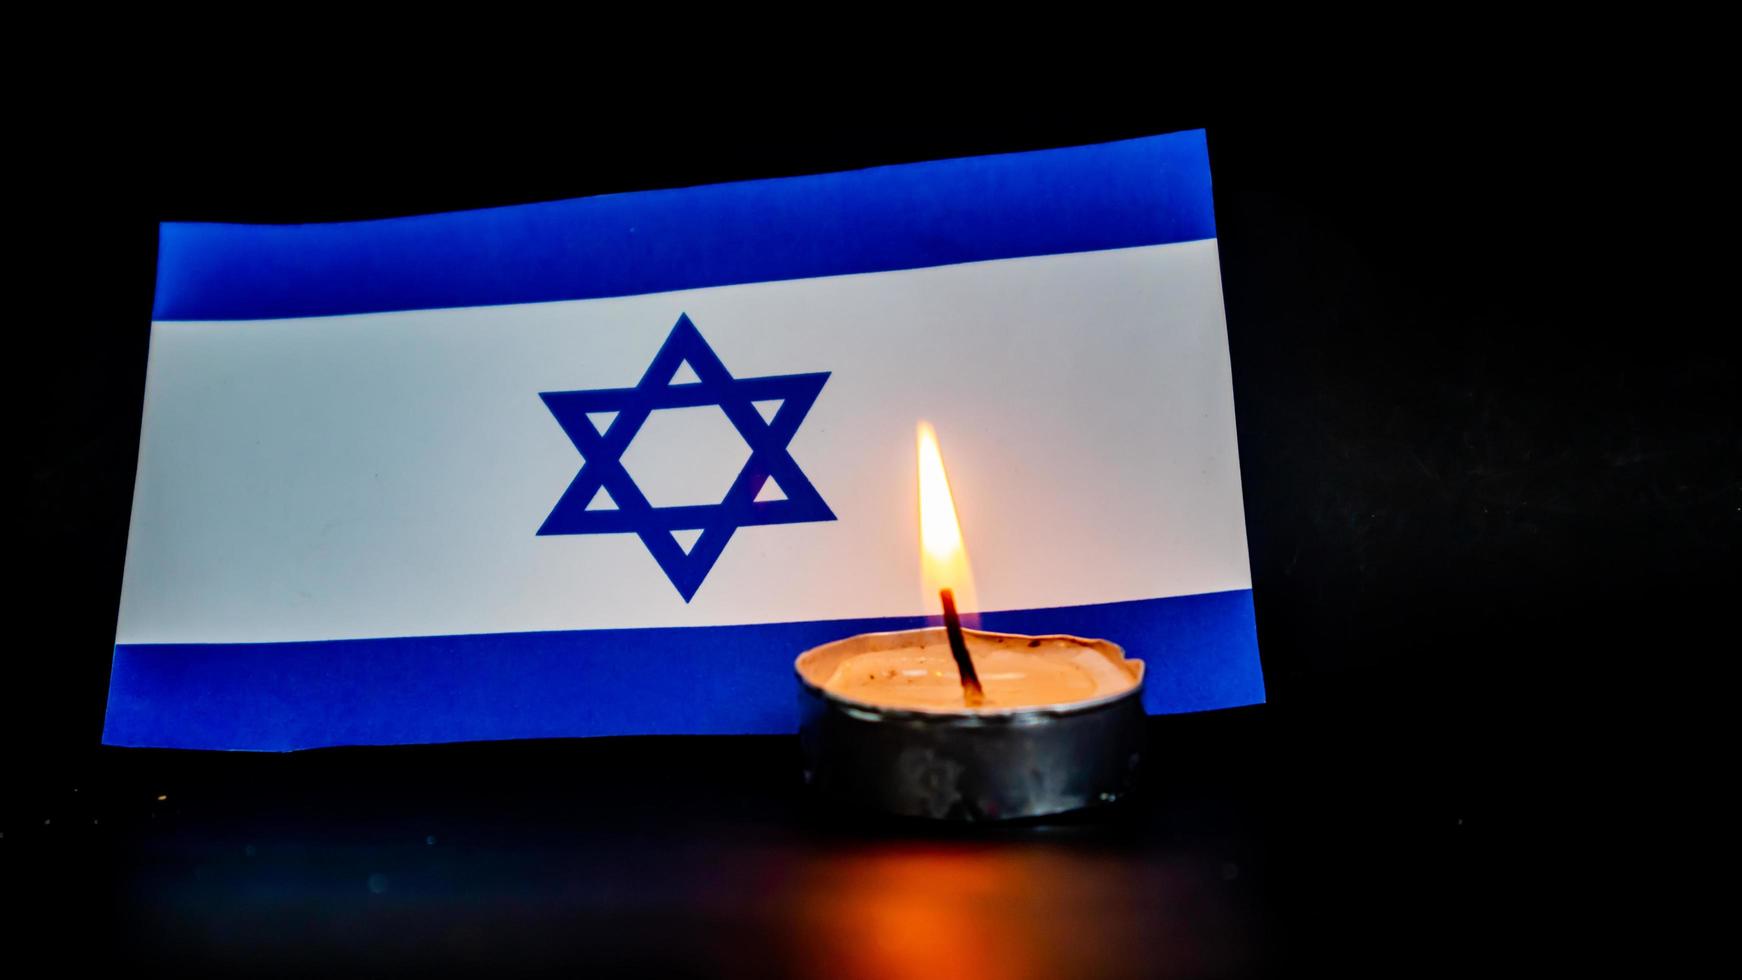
106,130,1264,750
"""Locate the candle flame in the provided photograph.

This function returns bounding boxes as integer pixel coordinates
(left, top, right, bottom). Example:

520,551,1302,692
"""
917,421,976,616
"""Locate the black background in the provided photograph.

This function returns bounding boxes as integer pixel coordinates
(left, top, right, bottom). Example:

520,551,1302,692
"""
6,76,1735,975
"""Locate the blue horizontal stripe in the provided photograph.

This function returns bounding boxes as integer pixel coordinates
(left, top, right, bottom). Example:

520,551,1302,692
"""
104,589,1262,751
152,130,1215,322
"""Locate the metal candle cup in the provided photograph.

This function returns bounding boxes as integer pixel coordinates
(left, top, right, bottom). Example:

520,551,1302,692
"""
795,626,1146,821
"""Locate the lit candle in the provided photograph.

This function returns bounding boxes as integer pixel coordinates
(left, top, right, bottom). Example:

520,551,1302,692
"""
793,422,1147,821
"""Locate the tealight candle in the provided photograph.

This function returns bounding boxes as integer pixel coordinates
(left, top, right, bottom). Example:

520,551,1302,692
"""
794,626,1147,820
793,423,1148,821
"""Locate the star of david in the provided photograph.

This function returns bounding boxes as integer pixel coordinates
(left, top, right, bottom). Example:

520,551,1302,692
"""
538,313,835,601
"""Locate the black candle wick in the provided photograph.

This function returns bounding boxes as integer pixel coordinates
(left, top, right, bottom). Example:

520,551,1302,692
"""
939,588,984,706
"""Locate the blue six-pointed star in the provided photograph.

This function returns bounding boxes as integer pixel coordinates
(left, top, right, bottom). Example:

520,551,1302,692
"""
538,314,835,601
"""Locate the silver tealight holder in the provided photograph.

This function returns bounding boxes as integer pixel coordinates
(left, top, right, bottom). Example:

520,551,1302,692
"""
795,626,1146,821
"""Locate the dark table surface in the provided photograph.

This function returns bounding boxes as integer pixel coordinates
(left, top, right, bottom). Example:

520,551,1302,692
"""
8,701,1503,978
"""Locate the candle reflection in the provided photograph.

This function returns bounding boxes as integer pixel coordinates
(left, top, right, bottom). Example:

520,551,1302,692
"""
782,843,1241,980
